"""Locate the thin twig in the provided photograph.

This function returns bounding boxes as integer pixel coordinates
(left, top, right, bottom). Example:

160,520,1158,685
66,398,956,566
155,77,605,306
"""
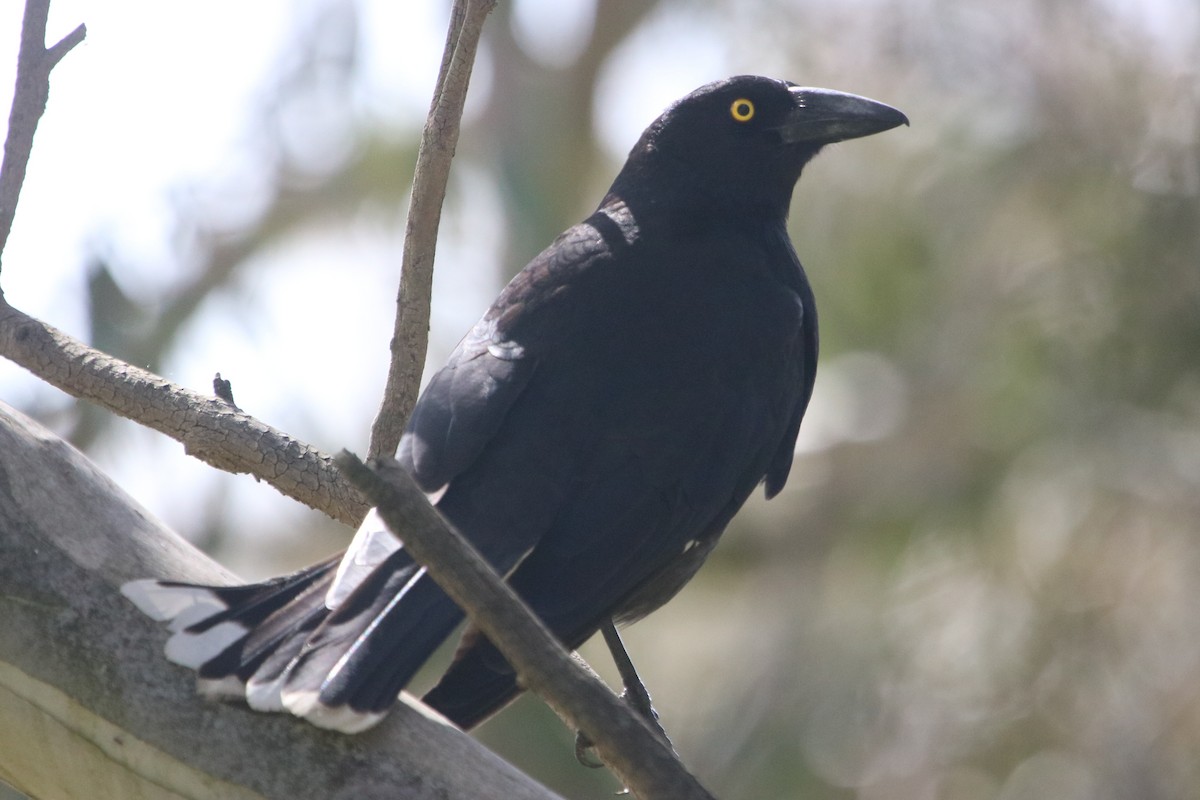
601,619,673,746
44,23,87,67
0,3,84,257
367,0,496,460
336,452,717,800
0,0,86,270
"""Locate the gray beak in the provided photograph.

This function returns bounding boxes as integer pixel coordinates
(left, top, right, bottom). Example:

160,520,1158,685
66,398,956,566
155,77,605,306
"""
779,86,909,145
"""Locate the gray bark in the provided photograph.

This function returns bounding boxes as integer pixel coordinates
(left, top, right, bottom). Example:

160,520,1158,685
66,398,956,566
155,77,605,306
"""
0,400,561,800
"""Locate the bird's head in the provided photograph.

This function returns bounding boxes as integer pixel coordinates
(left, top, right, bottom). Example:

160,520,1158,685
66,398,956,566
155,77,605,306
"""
611,75,908,221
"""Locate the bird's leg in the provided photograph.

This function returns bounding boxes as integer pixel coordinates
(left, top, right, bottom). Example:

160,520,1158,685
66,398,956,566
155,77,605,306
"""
574,618,676,769
601,619,671,744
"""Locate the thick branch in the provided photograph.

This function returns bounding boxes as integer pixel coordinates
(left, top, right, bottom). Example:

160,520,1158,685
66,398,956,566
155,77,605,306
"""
0,298,368,526
0,0,85,268
0,401,561,800
336,453,718,800
367,0,496,460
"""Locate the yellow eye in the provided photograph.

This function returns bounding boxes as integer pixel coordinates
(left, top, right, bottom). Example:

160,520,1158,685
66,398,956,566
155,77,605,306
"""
730,98,755,122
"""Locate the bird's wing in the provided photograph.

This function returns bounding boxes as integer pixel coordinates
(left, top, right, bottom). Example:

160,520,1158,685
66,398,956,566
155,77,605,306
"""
394,320,535,495
764,258,818,498
396,221,615,495
327,222,615,605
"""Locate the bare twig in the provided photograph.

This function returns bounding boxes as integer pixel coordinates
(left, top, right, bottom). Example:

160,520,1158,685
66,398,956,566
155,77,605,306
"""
212,372,238,408
0,0,85,270
367,0,496,460
336,452,718,800
0,299,368,526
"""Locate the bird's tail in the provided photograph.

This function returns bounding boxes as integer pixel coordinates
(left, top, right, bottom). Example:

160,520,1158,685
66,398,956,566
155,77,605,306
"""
122,557,340,708
123,512,467,733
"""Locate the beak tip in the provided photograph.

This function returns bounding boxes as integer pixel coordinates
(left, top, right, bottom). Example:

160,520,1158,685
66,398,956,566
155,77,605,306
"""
783,86,909,143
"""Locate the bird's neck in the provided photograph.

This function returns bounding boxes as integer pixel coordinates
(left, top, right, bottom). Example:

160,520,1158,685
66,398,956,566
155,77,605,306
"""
603,158,793,236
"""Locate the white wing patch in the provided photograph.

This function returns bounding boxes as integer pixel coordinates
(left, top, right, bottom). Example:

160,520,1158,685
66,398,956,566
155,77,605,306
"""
326,507,404,610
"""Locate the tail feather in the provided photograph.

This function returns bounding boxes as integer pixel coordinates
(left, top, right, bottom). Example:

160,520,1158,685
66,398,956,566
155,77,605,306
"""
279,552,467,729
124,488,536,733
422,626,521,729
243,593,332,712
124,549,469,733
122,558,339,673
326,508,403,610
198,571,334,690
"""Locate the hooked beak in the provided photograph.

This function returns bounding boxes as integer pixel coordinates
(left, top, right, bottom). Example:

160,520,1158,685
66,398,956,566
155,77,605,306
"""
778,86,909,145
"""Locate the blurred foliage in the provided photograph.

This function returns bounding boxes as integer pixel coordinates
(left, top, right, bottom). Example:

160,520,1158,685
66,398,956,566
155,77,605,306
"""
22,0,1200,797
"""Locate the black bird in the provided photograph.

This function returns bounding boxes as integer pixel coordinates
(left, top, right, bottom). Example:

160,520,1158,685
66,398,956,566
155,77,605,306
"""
124,75,906,733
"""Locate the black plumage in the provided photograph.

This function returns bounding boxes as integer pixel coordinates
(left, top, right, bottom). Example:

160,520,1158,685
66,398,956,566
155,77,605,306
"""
124,75,906,733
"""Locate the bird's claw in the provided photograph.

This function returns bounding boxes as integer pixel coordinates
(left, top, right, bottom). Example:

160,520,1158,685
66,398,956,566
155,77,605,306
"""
573,689,673,771
574,729,605,768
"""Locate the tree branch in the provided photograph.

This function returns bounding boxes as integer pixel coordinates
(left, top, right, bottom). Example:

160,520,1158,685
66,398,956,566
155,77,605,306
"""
0,298,368,526
367,0,496,460
0,0,85,270
0,401,561,800
336,452,718,800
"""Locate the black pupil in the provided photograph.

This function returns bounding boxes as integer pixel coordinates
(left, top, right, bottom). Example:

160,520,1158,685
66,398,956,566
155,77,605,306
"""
736,103,750,117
